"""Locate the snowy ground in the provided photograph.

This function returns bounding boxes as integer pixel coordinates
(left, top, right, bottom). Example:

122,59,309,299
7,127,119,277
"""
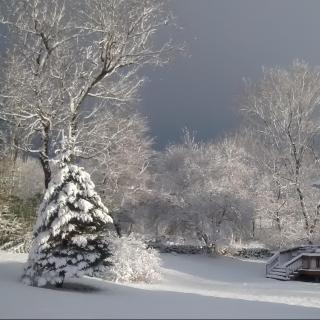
1,251,320,319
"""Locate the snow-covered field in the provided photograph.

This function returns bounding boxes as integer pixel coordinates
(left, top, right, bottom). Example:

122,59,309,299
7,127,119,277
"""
1,251,320,319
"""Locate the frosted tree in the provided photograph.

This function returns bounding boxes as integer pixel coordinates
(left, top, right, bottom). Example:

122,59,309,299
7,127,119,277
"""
21,144,113,287
0,0,180,189
83,108,153,209
241,60,320,244
136,129,256,247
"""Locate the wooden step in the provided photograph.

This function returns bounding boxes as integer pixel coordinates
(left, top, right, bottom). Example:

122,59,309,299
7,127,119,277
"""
268,269,286,274
266,274,289,280
289,271,300,278
270,268,286,273
269,271,287,276
270,268,286,272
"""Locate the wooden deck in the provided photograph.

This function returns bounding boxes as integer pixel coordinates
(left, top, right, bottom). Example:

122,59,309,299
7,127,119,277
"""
266,245,320,280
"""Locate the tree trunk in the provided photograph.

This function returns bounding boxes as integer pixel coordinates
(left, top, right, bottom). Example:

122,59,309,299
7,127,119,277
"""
114,222,122,238
296,184,312,243
290,135,311,243
55,273,65,288
308,209,320,245
68,111,78,163
55,281,64,288
252,218,255,238
39,154,51,189
39,121,51,189
275,213,281,232
275,180,282,232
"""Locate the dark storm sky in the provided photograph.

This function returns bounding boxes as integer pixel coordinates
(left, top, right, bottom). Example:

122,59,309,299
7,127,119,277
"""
2,1,320,150
140,0,320,149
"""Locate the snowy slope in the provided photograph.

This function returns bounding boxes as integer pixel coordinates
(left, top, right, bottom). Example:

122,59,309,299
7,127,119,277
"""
1,251,320,319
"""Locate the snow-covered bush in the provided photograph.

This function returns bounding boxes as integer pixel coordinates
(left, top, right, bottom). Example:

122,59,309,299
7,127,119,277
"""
0,194,41,252
0,231,33,253
0,209,25,246
103,234,162,283
21,149,114,287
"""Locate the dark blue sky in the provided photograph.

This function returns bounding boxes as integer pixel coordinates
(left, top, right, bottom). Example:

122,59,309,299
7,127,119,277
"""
140,0,320,149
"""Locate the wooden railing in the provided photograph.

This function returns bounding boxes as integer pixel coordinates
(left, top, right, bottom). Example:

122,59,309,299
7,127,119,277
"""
283,254,303,278
282,245,320,255
266,245,320,277
266,251,280,275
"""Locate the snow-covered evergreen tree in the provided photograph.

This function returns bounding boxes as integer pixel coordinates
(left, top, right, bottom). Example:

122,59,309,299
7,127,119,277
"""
21,146,113,287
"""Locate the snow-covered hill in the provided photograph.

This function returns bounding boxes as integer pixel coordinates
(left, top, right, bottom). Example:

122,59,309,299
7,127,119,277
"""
1,251,320,319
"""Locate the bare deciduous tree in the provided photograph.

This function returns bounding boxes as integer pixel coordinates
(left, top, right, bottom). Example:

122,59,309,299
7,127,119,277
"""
82,107,153,210
241,60,320,244
0,0,180,188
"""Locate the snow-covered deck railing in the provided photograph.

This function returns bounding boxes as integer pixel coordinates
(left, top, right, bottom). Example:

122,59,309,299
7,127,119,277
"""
266,244,320,280
283,254,303,278
266,251,280,275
